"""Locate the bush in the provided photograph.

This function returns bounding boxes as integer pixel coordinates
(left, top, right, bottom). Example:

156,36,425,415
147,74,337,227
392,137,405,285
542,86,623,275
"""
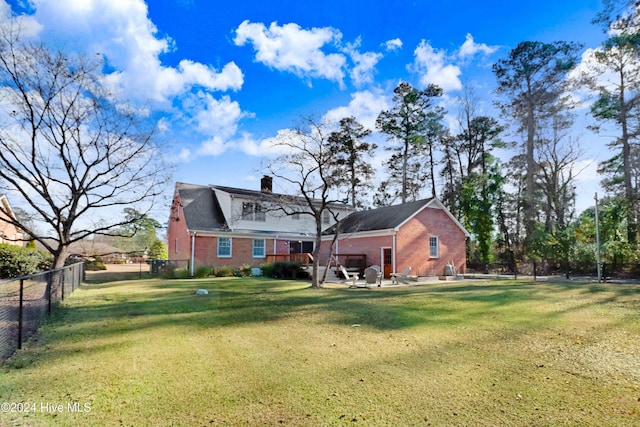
261,261,302,279
173,268,191,279
160,264,175,278
214,266,235,277
194,266,212,278
85,256,107,271
0,244,52,278
239,264,252,277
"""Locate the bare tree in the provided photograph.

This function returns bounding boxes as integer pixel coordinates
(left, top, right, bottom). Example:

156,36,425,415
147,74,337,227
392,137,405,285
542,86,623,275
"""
0,23,171,270
264,117,349,288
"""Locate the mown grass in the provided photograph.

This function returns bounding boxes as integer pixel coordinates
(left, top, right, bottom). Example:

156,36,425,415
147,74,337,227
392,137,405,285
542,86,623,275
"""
1,277,639,426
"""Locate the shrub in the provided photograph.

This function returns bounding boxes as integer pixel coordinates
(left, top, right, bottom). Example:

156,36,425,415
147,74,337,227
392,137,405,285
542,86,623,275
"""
214,266,234,277
239,264,252,277
160,264,176,279
260,262,274,278
85,256,107,271
261,261,302,279
194,266,212,278
0,244,52,278
173,268,191,279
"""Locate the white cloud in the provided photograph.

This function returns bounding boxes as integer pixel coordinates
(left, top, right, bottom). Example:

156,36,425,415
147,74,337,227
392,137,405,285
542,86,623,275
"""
344,38,382,87
458,33,499,59
193,93,243,137
323,90,389,131
237,129,299,157
234,20,347,87
6,0,250,161
384,38,403,51
0,1,42,36
197,136,227,156
178,147,191,161
26,0,243,106
411,40,462,92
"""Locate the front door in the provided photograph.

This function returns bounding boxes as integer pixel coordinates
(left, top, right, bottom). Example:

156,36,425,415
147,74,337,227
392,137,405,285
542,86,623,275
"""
383,248,392,278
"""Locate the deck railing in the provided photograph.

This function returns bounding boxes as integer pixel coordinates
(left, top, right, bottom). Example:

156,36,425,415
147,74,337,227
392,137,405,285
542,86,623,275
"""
265,253,313,267
331,254,368,277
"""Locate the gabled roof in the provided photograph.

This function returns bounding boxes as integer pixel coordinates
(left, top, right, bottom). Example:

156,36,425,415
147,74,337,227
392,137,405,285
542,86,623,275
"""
175,182,227,232
324,199,431,234
323,198,470,237
174,181,354,234
211,184,349,208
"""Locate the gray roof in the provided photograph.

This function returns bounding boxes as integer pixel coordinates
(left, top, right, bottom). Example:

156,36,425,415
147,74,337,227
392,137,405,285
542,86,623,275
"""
176,183,228,232
323,198,434,235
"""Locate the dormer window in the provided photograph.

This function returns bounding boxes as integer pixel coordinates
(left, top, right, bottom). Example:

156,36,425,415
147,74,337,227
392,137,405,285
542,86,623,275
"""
322,210,331,225
242,202,266,222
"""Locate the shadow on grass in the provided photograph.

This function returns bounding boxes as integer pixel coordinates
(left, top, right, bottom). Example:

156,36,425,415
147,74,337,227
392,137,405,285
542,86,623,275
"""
7,277,639,368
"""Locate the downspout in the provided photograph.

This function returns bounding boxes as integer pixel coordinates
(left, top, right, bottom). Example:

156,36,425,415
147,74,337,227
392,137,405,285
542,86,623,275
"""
190,232,196,277
392,232,397,273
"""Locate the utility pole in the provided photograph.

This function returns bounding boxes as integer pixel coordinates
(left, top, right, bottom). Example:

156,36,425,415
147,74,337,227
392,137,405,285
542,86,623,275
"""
595,193,602,283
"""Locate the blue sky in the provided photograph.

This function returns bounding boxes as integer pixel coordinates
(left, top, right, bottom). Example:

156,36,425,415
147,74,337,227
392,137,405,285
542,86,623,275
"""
3,0,611,217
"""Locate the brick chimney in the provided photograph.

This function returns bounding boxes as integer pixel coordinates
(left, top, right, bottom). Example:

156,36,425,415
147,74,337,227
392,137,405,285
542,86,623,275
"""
260,175,273,193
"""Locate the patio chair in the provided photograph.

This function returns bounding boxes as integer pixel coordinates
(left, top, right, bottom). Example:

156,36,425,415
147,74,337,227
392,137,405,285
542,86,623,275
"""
340,265,362,288
364,265,383,286
390,266,411,285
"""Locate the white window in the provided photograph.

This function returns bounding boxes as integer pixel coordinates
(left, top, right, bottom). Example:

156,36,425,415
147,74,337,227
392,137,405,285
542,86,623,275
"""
218,237,232,257
242,203,266,222
429,236,439,258
322,210,330,225
253,239,266,258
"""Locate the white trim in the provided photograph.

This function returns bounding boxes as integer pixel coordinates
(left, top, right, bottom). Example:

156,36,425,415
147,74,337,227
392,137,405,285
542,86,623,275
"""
252,238,266,258
217,237,232,258
190,233,196,275
429,236,439,258
189,229,313,241
320,228,395,241
392,234,397,272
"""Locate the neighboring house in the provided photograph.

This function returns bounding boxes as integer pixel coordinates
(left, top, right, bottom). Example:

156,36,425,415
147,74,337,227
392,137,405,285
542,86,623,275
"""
35,239,126,263
320,198,470,278
167,177,354,272
0,194,24,246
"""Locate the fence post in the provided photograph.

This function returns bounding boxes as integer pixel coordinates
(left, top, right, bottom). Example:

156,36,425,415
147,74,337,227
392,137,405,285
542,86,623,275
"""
47,270,52,315
18,278,24,350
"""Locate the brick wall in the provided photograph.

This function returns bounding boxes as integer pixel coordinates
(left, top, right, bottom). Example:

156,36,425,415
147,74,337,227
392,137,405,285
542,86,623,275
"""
396,207,466,276
167,194,192,262
319,235,393,267
0,201,23,246
320,206,467,277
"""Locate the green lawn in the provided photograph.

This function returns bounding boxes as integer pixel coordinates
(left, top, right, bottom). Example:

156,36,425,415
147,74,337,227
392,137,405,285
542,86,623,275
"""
1,277,639,426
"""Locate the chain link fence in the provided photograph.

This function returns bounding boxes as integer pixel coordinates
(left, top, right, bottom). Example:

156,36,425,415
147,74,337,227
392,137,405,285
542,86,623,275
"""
0,262,84,359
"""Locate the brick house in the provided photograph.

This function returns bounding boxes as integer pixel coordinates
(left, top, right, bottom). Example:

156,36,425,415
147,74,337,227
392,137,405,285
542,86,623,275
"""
0,194,24,246
320,198,469,278
167,177,354,273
